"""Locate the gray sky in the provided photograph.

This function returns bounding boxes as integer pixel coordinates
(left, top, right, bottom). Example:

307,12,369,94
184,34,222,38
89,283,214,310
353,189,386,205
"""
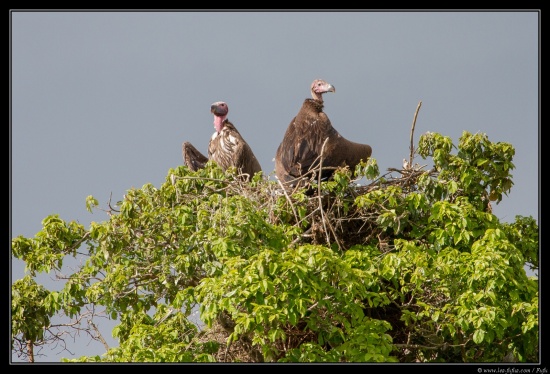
10,10,539,362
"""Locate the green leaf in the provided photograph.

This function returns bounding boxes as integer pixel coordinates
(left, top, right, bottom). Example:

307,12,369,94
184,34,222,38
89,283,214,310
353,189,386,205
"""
473,329,485,344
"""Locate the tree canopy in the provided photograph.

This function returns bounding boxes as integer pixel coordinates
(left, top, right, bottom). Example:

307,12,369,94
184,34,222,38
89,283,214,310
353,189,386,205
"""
11,129,539,363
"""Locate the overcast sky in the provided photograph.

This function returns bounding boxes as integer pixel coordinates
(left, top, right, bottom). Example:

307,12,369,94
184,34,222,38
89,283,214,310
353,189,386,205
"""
10,10,539,363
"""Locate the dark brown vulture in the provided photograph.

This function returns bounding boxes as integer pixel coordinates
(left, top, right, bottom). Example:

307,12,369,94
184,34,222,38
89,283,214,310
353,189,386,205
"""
182,101,262,180
275,79,372,192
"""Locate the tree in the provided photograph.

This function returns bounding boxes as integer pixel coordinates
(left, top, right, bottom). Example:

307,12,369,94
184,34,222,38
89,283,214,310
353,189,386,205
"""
11,128,539,363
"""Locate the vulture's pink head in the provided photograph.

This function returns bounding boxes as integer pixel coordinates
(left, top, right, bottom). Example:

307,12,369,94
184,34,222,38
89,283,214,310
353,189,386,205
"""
311,79,335,102
211,101,229,117
211,101,229,133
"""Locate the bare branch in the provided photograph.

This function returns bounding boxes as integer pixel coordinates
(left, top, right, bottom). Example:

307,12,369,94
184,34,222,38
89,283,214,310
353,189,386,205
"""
408,100,422,166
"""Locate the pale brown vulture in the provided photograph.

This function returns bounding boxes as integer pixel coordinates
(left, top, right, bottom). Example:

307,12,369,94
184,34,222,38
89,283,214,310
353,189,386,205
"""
275,79,372,191
182,101,262,180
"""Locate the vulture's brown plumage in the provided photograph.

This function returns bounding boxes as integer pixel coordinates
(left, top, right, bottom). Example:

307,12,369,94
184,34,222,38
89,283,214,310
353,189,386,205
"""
275,79,372,192
182,101,262,180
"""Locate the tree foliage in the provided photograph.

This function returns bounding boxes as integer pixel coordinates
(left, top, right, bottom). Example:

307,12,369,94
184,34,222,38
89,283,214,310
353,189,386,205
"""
11,130,539,363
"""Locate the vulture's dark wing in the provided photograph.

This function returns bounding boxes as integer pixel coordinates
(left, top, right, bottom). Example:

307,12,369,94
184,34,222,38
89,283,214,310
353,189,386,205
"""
208,120,262,179
276,117,323,180
182,141,209,171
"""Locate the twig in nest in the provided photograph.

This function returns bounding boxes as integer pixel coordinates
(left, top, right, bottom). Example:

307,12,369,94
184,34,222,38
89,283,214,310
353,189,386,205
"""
176,175,229,183
407,101,422,167
316,138,342,251
318,138,331,246
276,177,299,224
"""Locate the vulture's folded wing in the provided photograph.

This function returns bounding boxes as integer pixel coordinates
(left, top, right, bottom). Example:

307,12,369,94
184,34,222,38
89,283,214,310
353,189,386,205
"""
182,141,209,171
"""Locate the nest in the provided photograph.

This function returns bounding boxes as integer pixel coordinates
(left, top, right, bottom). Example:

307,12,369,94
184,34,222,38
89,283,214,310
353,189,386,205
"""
170,102,442,253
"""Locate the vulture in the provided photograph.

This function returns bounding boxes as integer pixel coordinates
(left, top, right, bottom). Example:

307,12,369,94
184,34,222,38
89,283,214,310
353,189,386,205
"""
182,101,262,180
274,79,372,192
